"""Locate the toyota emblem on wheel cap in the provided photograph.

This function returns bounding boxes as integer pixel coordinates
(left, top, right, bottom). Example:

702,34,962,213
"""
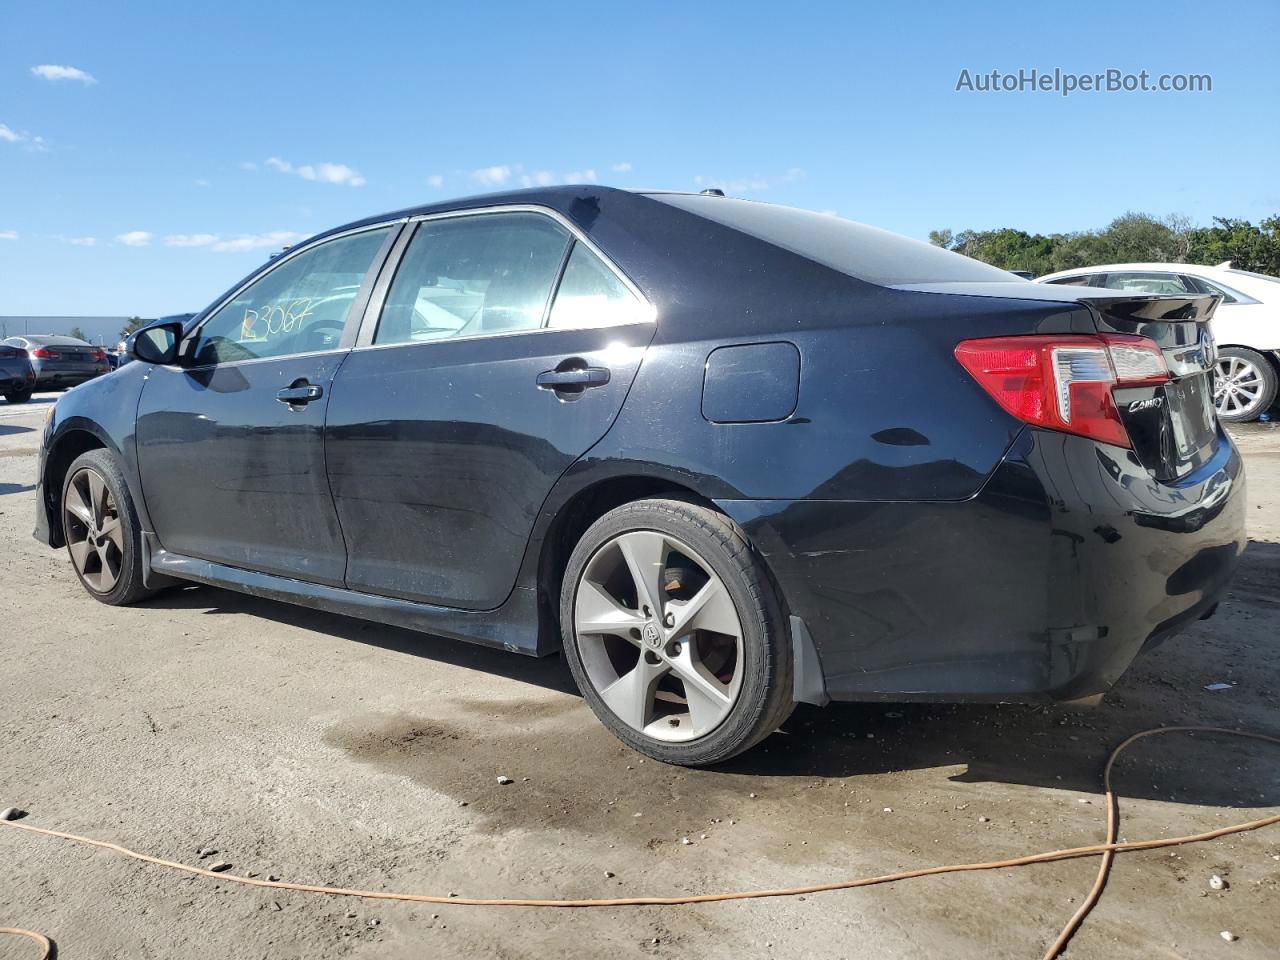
642,622,662,647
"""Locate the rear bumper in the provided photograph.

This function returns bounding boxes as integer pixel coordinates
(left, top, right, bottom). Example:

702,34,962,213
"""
719,426,1246,703
34,365,107,387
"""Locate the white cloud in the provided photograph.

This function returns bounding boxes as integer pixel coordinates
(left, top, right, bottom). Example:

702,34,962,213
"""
0,123,46,150
611,162,632,173
68,236,96,246
265,156,365,186
193,178,210,188
300,162,365,186
164,233,219,248
211,231,306,253
426,174,444,188
519,170,558,188
239,161,258,171
471,165,511,186
31,64,97,84
116,231,153,247
0,230,17,240
564,169,598,183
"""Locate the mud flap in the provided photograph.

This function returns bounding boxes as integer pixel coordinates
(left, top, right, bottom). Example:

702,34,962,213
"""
790,615,830,706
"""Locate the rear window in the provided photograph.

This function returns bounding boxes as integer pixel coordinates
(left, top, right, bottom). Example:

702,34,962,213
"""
648,194,1016,286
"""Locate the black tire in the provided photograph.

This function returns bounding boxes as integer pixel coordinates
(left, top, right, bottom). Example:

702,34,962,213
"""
1215,347,1278,422
560,497,794,766
4,387,33,404
61,448,158,605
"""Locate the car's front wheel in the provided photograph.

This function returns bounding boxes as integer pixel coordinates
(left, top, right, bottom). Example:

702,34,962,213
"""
1214,347,1277,422
3,387,33,404
560,498,794,766
61,449,158,605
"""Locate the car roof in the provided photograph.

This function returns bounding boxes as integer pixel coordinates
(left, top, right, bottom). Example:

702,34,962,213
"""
17,335,91,345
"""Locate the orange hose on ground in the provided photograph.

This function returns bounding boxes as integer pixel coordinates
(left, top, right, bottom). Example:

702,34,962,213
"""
2,725,1276,960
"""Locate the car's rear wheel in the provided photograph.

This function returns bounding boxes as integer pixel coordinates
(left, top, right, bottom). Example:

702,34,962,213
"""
560,498,793,766
61,449,157,605
3,387,33,404
1214,347,1277,422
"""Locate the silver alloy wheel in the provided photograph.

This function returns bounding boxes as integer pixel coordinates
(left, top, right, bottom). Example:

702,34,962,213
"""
1214,354,1267,418
574,530,744,743
64,467,124,593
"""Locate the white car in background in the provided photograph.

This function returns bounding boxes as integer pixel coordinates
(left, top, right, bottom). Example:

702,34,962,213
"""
1036,262,1280,422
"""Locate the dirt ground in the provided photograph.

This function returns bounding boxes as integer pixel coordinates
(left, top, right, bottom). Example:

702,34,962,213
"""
2,392,1277,959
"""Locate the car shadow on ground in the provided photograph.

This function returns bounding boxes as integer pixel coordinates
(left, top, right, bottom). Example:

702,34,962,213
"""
137,541,1279,809
0,422,34,436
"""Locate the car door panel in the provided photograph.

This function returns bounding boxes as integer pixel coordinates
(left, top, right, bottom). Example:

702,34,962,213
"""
136,353,349,583
325,324,651,609
133,224,395,585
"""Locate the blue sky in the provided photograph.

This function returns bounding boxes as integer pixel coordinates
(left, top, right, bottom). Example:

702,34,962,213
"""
2,0,1278,316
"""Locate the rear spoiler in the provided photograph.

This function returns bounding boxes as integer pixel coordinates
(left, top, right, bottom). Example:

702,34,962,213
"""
1072,292,1221,328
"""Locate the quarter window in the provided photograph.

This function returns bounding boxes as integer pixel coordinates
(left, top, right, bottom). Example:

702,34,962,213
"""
1044,274,1094,286
1183,275,1240,304
191,227,390,366
374,213,571,345
548,243,645,328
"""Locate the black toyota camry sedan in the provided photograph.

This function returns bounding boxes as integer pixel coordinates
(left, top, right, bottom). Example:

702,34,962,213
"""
33,187,1245,765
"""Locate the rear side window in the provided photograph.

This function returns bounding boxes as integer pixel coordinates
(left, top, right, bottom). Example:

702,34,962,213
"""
374,213,571,345
1183,275,1240,303
648,194,1016,285
1044,274,1095,286
1100,272,1190,295
192,227,390,365
547,243,646,329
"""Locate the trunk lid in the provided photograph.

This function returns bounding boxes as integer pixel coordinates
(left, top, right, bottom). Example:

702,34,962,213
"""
1077,292,1220,481
893,281,1223,482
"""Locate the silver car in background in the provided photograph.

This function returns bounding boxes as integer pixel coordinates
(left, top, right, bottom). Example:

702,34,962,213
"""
1,335,110,394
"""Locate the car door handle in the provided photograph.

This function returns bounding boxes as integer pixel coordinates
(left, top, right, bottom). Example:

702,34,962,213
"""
276,383,324,405
536,366,611,389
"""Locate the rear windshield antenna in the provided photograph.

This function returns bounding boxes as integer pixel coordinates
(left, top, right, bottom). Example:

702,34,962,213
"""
698,188,725,197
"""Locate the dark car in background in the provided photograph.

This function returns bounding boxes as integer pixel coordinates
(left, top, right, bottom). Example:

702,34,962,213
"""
0,341,37,403
3,335,110,394
31,187,1246,765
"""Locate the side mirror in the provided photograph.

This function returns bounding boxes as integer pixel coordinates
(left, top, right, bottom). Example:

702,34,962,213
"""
127,321,185,365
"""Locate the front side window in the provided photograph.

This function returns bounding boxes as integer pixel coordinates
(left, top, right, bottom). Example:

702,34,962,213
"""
1100,272,1190,295
547,243,646,328
374,213,571,345
192,227,390,365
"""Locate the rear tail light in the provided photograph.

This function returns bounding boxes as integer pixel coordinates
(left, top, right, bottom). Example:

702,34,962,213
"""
30,348,57,359
954,334,1169,448
92,348,107,362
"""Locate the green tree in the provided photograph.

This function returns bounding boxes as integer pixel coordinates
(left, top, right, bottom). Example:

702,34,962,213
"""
119,316,147,341
931,212,1280,278
68,325,88,341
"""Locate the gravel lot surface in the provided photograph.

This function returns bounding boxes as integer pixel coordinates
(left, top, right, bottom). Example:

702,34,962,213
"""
2,392,1277,959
